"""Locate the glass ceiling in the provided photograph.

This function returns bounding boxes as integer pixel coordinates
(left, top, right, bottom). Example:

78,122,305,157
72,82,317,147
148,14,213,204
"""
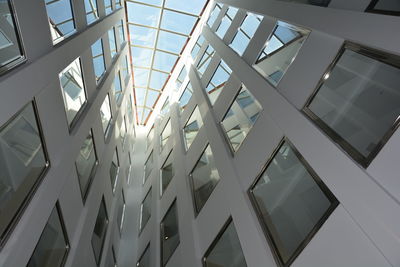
126,0,208,124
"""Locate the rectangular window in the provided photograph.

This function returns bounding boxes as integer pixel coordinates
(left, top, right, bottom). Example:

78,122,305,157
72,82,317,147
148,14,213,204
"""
140,188,152,232
254,21,310,86
0,0,25,73
27,203,69,267
197,45,215,77
160,150,174,196
160,97,170,117
0,102,49,245
160,200,179,266
108,27,117,59
191,35,205,61
207,4,222,27
215,7,238,39
117,20,125,47
84,0,99,25
137,243,150,267
175,67,187,90
203,218,247,267
144,150,153,184
121,55,130,81
115,0,122,8
59,57,87,128
44,0,76,43
113,71,123,105
126,152,132,184
221,86,262,152
183,106,203,150
91,38,106,83
205,60,232,105
304,42,400,167
110,148,119,193
366,0,400,15
104,0,112,15
75,130,98,201
117,189,126,233
189,144,220,214
249,139,338,266
230,13,263,56
91,197,109,265
105,245,117,267
179,82,193,111
160,119,171,151
100,94,112,136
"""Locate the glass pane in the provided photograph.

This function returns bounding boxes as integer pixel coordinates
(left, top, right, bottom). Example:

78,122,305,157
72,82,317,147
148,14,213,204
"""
27,205,69,267
114,71,123,105
149,70,168,90
250,140,337,265
161,151,174,195
84,0,99,25
121,55,130,81
100,95,112,135
117,20,125,46
197,45,215,77
276,0,331,7
165,0,206,14
254,21,310,86
59,58,86,127
117,190,126,231
115,0,122,8
184,106,203,150
108,28,117,58
161,10,197,35
144,90,160,107
140,188,152,231
191,35,205,61
144,150,153,183
75,131,97,199
147,127,154,150
131,47,153,68
160,120,171,151
221,86,262,152
176,67,187,89
160,97,170,116
129,25,157,47
110,149,119,192
104,0,112,15
204,220,247,267
135,0,162,5
157,31,187,54
91,198,109,264
161,201,179,266
205,60,232,105
179,82,193,110
127,2,161,27
137,245,151,267
91,38,105,82
153,51,178,73
216,16,231,39
190,145,220,213
306,46,400,162
207,4,221,27
134,68,150,88
44,0,76,43
120,116,127,143
230,13,262,56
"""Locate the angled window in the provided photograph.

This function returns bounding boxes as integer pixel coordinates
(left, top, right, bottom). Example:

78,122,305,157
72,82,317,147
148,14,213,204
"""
108,27,117,59
366,0,400,15
127,95,134,123
105,245,117,267
91,38,106,83
115,0,122,9
197,45,215,77
215,7,238,39
126,152,132,184
144,150,153,183
230,13,263,56
59,57,87,128
117,20,125,47
254,21,310,86
249,139,338,266
0,102,49,245
140,188,152,232
175,67,187,90
27,203,69,267
121,55,130,81
100,94,112,136
183,106,203,150
207,3,222,27
203,218,247,267
110,148,119,193
137,243,150,267
113,71,123,105
221,86,262,152
205,60,232,105
160,150,174,196
84,0,99,25
117,189,126,233
189,144,220,214
191,35,205,61
276,0,331,7
44,0,76,43
146,126,154,151
104,0,112,15
120,116,127,146
179,82,193,111
160,97,170,117
91,197,109,265
160,119,171,151
0,0,25,73
161,200,180,266
304,42,400,167
75,130,98,201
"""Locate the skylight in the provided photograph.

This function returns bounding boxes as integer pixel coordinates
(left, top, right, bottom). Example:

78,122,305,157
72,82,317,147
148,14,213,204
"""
126,0,208,124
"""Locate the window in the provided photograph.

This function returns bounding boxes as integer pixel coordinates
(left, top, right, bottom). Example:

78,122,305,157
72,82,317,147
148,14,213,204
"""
304,42,400,167
146,126,154,150
183,106,203,150
108,27,117,59
127,95,134,123
75,130,98,201
215,7,238,39
160,150,174,196
207,4,222,27
115,0,122,9
121,55,130,81
203,218,247,267
144,150,153,183
137,244,150,267
91,38,106,83
0,102,49,245
205,60,232,105
117,189,126,233
160,200,179,266
27,203,69,267
110,148,119,193
105,245,117,267
160,119,171,151
179,82,193,111
0,0,25,73
191,35,205,61
140,188,152,232
160,97,170,117
230,13,263,56
249,139,338,266
113,71,123,105
100,94,112,136
175,67,187,89
44,0,76,43
197,45,215,77
59,57,87,128
120,116,127,146
254,21,310,86
221,86,262,152
366,0,400,15
117,20,125,48
91,197,109,265
126,152,132,184
276,0,331,7
84,0,99,24
189,144,220,214
104,0,112,15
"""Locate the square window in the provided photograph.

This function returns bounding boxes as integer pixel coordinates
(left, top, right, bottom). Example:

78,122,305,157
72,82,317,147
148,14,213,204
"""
108,27,118,59
249,139,338,266
44,0,76,43
254,21,310,86
27,203,69,267
91,38,106,83
84,0,99,25
189,144,220,214
160,119,171,151
137,243,150,267
91,197,109,265
197,45,215,77
221,86,262,152
140,188,152,231
179,82,193,111
144,150,153,183
160,150,174,196
110,148,119,193
160,200,179,266
104,0,113,15
230,13,263,56
304,43,400,167
183,106,203,150
100,94,112,136
59,57,87,128
203,218,247,267
117,189,126,232
205,60,232,105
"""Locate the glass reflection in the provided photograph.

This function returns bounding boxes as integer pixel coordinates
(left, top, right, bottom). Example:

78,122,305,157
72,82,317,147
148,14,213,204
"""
161,201,179,266
205,60,232,105
108,27,117,58
44,0,76,43
184,106,203,150
84,0,99,25
100,94,112,135
91,38,105,82
230,13,263,56
197,45,215,77
179,82,193,111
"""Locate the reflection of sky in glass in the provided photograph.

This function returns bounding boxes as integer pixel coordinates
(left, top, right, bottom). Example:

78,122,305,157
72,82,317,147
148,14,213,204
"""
104,0,112,15
179,82,193,110
129,25,157,47
145,90,160,107
131,47,153,68
108,28,117,58
230,13,263,56
84,0,98,25
207,4,221,27
165,0,205,14
157,31,187,54
91,39,105,82
134,68,150,87
149,70,168,90
44,0,75,41
153,51,178,72
161,10,197,34
127,2,160,27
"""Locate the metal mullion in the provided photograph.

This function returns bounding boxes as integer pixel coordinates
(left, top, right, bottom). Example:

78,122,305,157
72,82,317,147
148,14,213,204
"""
158,28,189,37
126,0,162,9
46,0,62,5
128,22,159,31
148,67,170,74
55,18,74,27
88,0,99,19
154,48,180,56
162,7,199,18
131,44,156,50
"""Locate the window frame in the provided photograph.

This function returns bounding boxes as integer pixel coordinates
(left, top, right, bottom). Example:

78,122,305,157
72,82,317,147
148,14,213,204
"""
160,199,180,267
365,0,400,16
91,196,109,266
136,242,151,266
182,106,203,151
139,187,152,233
160,149,174,197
